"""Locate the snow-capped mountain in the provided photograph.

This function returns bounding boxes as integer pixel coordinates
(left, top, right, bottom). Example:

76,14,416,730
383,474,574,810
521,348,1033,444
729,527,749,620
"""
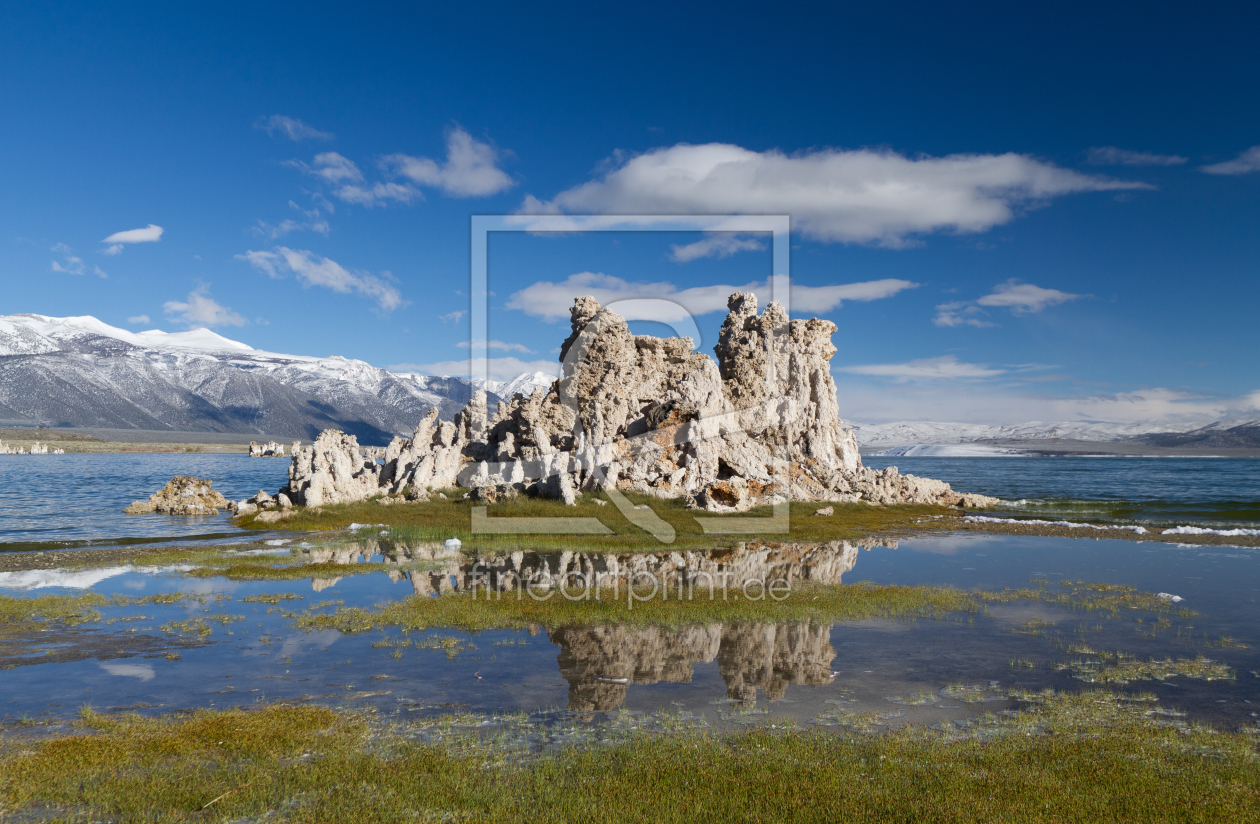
0,314,493,443
479,371,557,401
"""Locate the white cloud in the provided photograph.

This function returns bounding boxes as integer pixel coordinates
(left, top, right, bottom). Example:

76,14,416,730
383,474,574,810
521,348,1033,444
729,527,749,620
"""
334,181,421,206
102,224,164,254
507,272,917,322
93,265,107,278
50,255,85,275
1086,146,1188,166
440,310,466,323
456,339,534,353
382,127,514,197
669,233,766,262
289,152,363,184
127,315,151,325
163,284,246,328
933,301,995,328
393,356,560,383
837,356,1005,381
977,280,1081,313
252,213,330,239
934,280,1081,327
254,114,334,141
1201,146,1260,175
522,143,1149,247
836,381,1260,427
237,247,404,311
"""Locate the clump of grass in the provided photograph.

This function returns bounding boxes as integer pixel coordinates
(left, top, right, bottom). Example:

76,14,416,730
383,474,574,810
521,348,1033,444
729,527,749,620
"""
0,592,108,642
241,593,304,605
414,635,476,660
941,683,1007,703
184,559,390,582
1056,653,1234,684
291,581,985,634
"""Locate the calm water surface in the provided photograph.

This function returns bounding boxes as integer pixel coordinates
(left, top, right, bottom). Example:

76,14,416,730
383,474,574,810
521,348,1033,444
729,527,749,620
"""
2,534,1256,734
0,454,291,551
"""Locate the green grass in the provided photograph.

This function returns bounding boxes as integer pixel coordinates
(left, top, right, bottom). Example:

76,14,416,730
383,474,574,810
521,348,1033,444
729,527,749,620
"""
1,691,1257,822
240,492,956,551
291,581,989,634
0,592,108,643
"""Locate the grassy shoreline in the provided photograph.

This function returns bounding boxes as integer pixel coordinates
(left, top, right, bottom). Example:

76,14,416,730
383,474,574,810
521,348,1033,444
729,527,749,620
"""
1,691,1257,822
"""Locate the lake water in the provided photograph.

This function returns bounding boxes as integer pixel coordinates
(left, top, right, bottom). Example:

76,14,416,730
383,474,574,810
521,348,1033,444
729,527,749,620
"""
1,533,1257,734
2,454,1258,736
1,455,1258,553
0,454,292,551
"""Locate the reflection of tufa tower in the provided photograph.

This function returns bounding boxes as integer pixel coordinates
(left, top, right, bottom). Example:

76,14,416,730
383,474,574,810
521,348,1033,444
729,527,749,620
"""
551,621,836,712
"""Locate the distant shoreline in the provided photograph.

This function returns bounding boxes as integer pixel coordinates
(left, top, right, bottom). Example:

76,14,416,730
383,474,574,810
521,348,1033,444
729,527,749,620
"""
861,437,1260,459
0,426,303,454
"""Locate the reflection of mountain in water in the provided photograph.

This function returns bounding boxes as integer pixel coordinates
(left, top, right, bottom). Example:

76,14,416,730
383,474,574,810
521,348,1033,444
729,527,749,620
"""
552,621,836,712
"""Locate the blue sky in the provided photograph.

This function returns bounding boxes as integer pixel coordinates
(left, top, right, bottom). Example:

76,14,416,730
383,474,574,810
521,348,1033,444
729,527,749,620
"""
2,1,1257,425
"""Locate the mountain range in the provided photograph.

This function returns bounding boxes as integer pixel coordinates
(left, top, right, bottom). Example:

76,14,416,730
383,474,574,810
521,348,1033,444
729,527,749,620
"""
0,314,554,443
2,313,1254,450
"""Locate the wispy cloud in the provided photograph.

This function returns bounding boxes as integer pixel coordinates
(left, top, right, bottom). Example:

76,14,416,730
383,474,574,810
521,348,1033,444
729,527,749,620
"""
1201,146,1260,175
1086,146,1187,166
237,247,404,311
50,255,85,275
507,272,917,322
440,310,465,323
286,128,512,207
669,233,766,262
933,301,995,328
977,280,1081,313
836,382,1260,427
381,127,514,197
392,356,560,383
934,279,1081,327
101,224,163,255
252,202,330,239
455,339,534,354
127,315,151,325
254,114,334,142
163,284,246,328
837,356,1005,381
521,143,1150,247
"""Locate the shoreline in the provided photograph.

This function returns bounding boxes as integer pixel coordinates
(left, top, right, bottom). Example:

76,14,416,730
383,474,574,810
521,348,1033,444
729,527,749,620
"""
1,514,1256,574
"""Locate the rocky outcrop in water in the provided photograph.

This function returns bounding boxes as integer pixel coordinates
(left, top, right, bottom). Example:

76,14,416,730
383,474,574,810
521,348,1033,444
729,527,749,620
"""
124,476,229,515
276,293,997,511
248,440,286,457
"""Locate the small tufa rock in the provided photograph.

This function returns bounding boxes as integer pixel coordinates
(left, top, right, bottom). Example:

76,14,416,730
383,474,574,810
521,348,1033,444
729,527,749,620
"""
124,476,229,516
814,506,834,516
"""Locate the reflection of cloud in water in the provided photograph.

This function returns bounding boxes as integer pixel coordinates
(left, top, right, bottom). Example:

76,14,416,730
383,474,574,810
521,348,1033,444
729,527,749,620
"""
174,578,240,596
280,630,341,657
899,535,1006,556
99,661,156,681
0,566,134,591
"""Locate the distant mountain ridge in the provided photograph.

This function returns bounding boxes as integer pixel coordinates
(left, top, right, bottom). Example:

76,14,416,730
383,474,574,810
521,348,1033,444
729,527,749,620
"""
0,313,533,444
851,419,1260,450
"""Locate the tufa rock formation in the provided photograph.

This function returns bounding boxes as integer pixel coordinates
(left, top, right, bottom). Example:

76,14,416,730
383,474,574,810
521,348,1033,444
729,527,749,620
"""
124,476,229,515
248,440,286,457
272,293,997,512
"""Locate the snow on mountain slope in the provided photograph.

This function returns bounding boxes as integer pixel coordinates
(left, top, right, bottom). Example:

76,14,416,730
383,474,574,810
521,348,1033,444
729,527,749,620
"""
0,314,485,442
481,370,557,400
